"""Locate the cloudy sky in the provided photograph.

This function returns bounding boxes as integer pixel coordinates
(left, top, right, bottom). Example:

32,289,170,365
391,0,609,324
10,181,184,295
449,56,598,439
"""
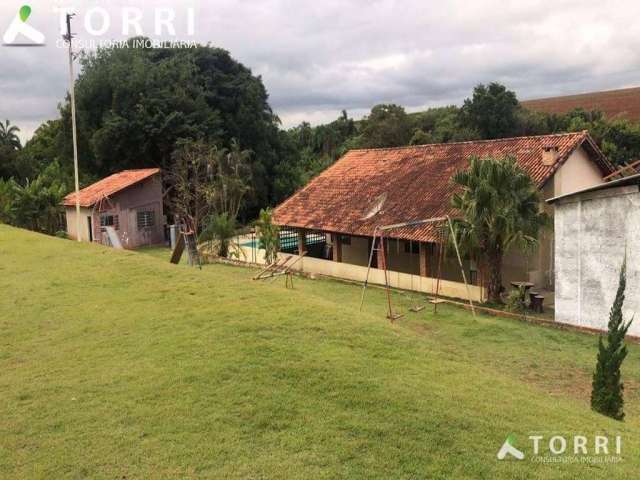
2,0,640,143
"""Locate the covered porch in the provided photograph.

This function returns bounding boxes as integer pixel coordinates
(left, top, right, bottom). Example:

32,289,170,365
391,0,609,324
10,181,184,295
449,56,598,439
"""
277,226,479,284
238,225,486,302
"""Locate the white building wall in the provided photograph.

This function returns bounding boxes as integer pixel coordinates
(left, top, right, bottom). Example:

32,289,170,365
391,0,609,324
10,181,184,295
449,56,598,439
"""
554,185,640,336
553,146,605,197
240,245,485,303
64,207,93,241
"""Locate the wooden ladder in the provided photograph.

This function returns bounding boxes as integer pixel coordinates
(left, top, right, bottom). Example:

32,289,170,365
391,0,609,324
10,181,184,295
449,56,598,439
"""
183,230,202,268
169,221,202,268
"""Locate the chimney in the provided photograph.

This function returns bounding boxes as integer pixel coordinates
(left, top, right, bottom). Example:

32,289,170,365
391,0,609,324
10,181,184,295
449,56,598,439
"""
542,146,559,166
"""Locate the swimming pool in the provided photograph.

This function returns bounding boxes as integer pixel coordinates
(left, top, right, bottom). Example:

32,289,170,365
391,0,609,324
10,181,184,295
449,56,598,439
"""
241,231,325,251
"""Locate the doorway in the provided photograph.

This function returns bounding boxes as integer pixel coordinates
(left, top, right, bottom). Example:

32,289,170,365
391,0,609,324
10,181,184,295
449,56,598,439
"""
87,216,93,242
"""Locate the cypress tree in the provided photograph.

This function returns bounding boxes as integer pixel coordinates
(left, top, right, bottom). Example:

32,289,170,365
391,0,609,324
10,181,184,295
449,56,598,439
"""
591,257,633,420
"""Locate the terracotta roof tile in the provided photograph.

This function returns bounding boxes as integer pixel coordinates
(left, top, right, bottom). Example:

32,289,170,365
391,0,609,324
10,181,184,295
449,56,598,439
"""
273,132,613,243
63,168,161,207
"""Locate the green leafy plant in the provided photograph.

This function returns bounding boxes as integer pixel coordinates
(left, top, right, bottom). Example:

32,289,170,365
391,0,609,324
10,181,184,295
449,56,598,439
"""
505,286,529,314
255,208,279,264
0,119,21,150
451,156,549,303
591,257,633,421
199,212,237,258
0,162,68,234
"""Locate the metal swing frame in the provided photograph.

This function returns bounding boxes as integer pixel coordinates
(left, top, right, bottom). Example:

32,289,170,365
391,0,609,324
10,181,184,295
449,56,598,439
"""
359,215,476,321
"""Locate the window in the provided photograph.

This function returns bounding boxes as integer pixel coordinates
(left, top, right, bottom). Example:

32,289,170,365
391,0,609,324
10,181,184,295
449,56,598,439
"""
100,214,119,230
404,240,419,255
137,210,155,229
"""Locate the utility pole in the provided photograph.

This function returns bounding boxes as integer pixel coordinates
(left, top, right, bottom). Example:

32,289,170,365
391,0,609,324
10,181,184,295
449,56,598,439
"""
63,13,81,242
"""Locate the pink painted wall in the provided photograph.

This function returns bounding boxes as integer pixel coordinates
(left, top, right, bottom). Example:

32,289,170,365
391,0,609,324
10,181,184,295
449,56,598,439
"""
68,173,165,249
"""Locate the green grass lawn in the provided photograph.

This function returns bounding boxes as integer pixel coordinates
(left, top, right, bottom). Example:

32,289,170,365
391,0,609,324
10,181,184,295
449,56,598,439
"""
1,225,638,479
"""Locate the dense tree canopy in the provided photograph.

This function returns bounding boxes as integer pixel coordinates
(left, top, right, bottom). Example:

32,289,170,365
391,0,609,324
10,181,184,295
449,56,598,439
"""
460,82,520,139
357,104,413,148
54,39,293,215
283,83,640,179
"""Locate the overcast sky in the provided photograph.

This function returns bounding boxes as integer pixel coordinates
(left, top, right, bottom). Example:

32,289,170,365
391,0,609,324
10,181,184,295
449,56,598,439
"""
2,0,640,143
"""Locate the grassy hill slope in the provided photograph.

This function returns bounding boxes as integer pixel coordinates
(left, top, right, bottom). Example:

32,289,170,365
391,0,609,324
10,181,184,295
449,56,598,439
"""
0,225,638,479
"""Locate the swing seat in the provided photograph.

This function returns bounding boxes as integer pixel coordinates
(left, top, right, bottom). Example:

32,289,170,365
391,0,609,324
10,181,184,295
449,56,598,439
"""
409,305,426,312
429,298,446,305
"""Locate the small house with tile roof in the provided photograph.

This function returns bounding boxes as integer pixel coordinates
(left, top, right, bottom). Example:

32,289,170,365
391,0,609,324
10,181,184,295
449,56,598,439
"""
272,131,614,301
63,168,164,249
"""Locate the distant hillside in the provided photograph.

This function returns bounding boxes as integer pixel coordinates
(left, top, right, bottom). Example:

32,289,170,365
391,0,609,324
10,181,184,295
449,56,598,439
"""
522,86,640,121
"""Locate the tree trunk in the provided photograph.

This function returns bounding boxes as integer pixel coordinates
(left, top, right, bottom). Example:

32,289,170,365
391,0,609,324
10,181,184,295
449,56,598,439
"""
219,240,229,258
487,248,503,304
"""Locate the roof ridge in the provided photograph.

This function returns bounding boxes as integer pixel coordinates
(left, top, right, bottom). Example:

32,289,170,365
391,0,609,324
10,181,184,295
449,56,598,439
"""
120,167,160,173
347,131,587,153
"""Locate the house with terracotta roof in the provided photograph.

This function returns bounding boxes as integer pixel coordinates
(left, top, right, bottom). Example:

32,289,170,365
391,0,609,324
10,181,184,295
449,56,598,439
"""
271,131,614,301
63,168,164,249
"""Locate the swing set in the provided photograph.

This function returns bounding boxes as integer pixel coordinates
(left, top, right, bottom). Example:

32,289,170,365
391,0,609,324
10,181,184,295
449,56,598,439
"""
359,215,476,321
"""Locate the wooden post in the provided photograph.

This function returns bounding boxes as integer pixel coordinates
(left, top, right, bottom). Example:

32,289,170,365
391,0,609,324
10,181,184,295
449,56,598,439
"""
297,229,306,255
419,242,430,277
332,233,342,262
376,237,386,270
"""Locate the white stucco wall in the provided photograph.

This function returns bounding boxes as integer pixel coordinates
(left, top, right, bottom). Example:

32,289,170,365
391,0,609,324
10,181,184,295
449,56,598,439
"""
554,185,640,336
552,146,606,198
64,207,93,241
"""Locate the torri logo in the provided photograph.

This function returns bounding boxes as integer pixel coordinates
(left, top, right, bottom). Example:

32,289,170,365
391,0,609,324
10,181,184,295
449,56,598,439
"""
3,5,45,46
497,434,525,460
497,432,623,463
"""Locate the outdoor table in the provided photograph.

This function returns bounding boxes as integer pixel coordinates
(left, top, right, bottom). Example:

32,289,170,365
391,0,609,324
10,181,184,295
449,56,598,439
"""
510,281,534,291
510,281,535,306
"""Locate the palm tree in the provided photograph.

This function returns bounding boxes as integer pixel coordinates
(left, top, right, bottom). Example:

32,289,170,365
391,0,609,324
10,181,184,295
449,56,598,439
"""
451,155,549,303
0,120,21,150
199,212,237,257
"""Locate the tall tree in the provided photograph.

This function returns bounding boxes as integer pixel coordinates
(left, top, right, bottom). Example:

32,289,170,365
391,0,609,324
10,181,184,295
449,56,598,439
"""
0,120,21,150
167,139,217,233
198,139,252,256
359,104,412,148
460,83,520,139
169,138,252,256
58,38,283,215
591,257,633,421
451,156,549,303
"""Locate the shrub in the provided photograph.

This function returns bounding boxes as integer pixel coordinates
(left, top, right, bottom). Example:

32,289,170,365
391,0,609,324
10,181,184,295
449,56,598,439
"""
256,208,279,264
505,286,528,314
591,257,633,421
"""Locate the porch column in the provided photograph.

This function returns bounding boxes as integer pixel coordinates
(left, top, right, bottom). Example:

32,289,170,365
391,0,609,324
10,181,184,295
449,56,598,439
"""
297,229,306,255
332,233,342,262
419,242,430,277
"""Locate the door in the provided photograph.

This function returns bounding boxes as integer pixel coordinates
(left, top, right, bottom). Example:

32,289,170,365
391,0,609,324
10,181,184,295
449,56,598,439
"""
87,216,93,242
